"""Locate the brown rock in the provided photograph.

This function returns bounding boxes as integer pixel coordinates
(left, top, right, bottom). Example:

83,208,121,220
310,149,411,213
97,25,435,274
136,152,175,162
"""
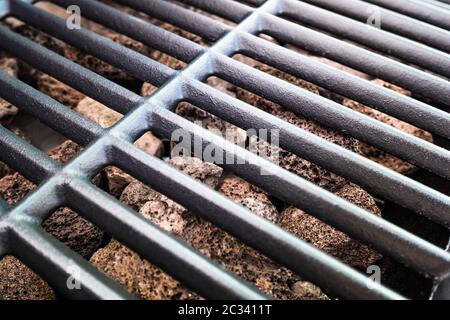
0,53,19,125
168,156,223,189
279,183,382,270
93,157,224,300
0,141,104,300
219,177,279,222
343,79,433,174
74,97,163,197
90,240,197,300
37,73,84,108
0,256,55,300
75,97,163,156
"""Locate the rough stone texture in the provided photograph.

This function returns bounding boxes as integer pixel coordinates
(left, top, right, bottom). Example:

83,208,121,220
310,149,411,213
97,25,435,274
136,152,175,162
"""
0,53,19,125
343,79,433,174
37,73,85,108
219,177,279,223
279,183,382,270
0,256,55,300
181,176,327,300
75,97,163,156
97,165,326,300
91,156,224,300
0,141,104,300
235,64,361,191
75,97,163,198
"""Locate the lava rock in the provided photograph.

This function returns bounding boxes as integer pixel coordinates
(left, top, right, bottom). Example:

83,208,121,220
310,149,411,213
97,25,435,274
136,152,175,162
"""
279,183,382,270
0,141,105,300
0,53,19,125
75,97,163,198
0,256,55,300
37,73,85,108
343,79,433,174
92,156,224,300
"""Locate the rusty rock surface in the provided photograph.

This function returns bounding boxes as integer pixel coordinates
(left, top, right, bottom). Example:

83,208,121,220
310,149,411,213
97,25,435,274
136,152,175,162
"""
279,183,382,270
0,53,19,125
0,141,104,300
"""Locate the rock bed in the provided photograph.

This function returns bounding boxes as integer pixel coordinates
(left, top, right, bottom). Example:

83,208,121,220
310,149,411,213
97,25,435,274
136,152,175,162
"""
0,1,434,300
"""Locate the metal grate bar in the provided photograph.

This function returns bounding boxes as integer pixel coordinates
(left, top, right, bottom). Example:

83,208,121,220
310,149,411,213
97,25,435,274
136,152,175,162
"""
179,0,450,107
297,0,450,54
10,2,450,223
58,0,450,139
0,0,449,300
0,113,403,300
0,27,140,114
0,127,268,300
0,72,103,146
7,219,134,299
363,0,450,31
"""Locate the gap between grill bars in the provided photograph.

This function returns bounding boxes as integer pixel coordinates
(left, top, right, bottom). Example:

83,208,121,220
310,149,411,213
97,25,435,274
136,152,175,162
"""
0,0,449,300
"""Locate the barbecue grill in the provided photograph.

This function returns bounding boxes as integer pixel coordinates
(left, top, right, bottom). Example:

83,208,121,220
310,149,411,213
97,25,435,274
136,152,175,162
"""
0,0,449,300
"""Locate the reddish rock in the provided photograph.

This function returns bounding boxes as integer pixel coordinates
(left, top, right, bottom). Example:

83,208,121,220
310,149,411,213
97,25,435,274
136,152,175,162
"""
0,141,105,300
37,73,84,108
0,256,55,300
279,183,382,270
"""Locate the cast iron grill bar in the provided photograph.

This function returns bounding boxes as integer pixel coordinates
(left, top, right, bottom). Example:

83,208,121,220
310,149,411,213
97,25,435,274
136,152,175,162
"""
0,0,448,297
179,0,450,107
2,63,449,291
0,120,404,300
296,0,450,54
58,0,450,140
0,128,268,300
363,0,450,31
0,71,104,146
1,66,450,291
0,27,141,114
7,220,134,300
10,3,450,187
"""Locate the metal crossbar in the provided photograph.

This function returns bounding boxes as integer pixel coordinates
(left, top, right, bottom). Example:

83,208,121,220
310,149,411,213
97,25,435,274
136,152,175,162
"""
0,0,449,300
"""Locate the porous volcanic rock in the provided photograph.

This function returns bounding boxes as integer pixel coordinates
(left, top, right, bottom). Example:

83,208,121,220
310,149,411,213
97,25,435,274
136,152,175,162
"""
91,156,224,300
0,53,19,124
0,141,104,300
279,183,382,270
74,97,163,198
0,256,55,300
37,73,85,108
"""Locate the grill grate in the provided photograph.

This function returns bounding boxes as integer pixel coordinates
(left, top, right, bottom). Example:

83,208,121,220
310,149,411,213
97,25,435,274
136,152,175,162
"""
0,0,449,300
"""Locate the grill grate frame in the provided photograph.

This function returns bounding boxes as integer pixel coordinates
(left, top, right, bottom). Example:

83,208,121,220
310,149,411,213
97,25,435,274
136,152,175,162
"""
0,0,448,300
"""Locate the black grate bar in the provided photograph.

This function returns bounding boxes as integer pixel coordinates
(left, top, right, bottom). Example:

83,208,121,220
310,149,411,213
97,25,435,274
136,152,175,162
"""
297,0,450,54
0,129,268,300
363,0,450,31
0,71,104,146
0,0,448,300
150,103,450,279
0,123,403,300
7,220,134,300
8,2,176,85
1,0,448,270
11,2,450,185
63,0,450,139
179,0,450,107
0,26,141,114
